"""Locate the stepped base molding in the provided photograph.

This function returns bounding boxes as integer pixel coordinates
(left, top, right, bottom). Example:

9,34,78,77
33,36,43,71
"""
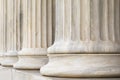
1,51,18,67
14,48,48,69
41,54,120,78
0,54,3,64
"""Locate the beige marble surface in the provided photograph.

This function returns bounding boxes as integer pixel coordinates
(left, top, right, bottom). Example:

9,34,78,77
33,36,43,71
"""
1,0,21,66
41,0,120,77
0,66,120,80
0,0,6,64
41,54,120,78
0,66,12,80
14,0,53,69
0,0,119,79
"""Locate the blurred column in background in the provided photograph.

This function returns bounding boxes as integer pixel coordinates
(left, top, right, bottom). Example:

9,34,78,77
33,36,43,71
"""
0,0,6,64
1,0,21,66
14,0,53,69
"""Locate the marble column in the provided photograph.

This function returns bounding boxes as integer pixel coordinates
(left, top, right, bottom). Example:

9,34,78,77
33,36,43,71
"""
14,0,52,69
1,0,21,66
41,0,120,77
0,0,6,64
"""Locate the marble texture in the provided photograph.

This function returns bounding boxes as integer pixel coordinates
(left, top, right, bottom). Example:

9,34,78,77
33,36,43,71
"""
1,0,21,66
41,54,120,77
14,0,53,69
0,0,6,64
0,66,12,80
0,0,120,79
0,66,120,80
41,0,120,77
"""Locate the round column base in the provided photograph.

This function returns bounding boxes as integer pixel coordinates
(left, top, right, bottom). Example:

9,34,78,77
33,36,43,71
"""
40,54,120,78
14,48,48,69
14,55,48,69
1,56,18,67
0,54,3,65
1,51,18,67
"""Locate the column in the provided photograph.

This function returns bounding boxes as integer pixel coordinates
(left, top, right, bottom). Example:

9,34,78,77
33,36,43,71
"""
1,0,21,66
14,0,52,69
41,0,120,77
0,0,6,64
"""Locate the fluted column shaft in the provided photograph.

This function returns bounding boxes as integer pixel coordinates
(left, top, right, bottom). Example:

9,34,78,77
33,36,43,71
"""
14,0,52,69
41,0,120,77
1,0,21,66
0,0,6,64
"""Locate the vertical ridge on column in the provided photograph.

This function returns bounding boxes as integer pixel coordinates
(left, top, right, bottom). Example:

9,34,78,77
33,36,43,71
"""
41,0,47,48
32,0,36,48
17,0,21,50
71,0,80,41
10,0,14,51
14,0,17,50
36,0,42,48
0,0,3,52
55,0,64,41
23,0,27,48
3,0,7,53
108,0,115,42
47,0,52,47
90,0,100,41
81,0,90,41
27,0,32,48
0,0,6,63
99,0,109,41
114,0,120,42
52,0,56,43
64,0,72,41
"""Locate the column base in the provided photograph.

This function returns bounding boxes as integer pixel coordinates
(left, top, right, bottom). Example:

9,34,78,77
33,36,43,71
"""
0,54,3,65
40,54,120,78
14,48,48,69
0,54,3,64
1,51,18,67
48,41,120,53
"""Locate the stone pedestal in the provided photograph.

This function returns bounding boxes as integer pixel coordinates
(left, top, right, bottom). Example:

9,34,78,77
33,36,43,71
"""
41,0,120,77
14,0,52,69
1,0,21,66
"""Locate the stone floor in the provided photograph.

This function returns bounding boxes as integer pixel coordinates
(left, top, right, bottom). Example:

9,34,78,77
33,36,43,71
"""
0,66,120,80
